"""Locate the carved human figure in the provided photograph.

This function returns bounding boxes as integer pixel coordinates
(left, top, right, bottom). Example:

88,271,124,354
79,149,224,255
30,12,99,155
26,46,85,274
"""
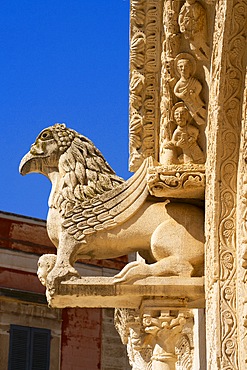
162,0,180,59
164,102,205,164
174,53,207,126
178,0,210,61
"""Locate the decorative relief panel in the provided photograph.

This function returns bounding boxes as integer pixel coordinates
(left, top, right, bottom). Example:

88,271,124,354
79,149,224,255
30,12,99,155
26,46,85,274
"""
205,0,247,368
158,0,212,191
237,72,247,368
129,0,163,172
178,0,210,62
130,0,214,199
147,163,205,199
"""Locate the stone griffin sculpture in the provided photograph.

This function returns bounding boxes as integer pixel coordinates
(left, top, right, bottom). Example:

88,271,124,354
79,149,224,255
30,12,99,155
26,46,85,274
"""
19,123,204,287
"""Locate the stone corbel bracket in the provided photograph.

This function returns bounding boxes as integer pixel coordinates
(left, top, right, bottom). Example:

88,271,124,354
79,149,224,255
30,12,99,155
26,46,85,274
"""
46,276,205,310
147,164,205,199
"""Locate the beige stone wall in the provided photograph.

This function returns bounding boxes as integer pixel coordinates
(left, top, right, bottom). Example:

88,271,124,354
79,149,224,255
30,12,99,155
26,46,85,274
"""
101,309,131,370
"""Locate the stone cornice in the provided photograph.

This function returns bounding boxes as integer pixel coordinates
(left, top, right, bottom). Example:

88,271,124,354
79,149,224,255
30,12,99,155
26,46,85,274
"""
46,276,205,309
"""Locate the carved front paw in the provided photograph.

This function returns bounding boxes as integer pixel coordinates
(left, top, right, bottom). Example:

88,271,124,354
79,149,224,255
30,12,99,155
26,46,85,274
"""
46,266,80,289
114,261,150,284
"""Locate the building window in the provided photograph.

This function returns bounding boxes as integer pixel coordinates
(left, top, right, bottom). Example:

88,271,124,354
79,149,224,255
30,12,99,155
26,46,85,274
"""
8,325,51,370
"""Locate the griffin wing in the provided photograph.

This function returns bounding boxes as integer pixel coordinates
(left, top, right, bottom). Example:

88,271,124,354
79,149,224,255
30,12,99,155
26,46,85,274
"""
62,157,154,241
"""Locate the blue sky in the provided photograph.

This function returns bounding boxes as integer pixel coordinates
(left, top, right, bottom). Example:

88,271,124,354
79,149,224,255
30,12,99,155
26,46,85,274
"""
1,0,130,219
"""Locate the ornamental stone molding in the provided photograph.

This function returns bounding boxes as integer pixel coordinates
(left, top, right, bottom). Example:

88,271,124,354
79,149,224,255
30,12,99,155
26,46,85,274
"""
128,0,212,203
147,163,205,199
129,0,163,172
237,70,247,367
205,1,247,368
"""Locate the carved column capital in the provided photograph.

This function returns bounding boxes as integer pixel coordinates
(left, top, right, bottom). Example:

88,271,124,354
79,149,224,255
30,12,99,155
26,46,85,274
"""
115,306,194,370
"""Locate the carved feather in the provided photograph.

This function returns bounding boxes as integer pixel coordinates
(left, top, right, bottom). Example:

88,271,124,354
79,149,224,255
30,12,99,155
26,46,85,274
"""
62,157,153,241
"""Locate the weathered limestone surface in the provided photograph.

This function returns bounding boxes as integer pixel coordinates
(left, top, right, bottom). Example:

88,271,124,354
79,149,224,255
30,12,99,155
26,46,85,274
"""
205,1,247,369
128,0,247,368
115,305,195,370
46,276,205,309
237,72,247,369
20,120,206,369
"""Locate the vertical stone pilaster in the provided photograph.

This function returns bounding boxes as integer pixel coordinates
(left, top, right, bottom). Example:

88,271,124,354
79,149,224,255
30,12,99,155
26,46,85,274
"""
129,0,163,171
205,1,247,368
237,71,247,369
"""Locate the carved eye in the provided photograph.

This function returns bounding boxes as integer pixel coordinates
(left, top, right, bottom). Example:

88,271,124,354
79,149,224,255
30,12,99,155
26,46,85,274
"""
40,130,52,140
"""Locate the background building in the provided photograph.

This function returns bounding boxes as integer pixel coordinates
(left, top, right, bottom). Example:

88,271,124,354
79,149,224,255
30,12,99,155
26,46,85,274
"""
0,211,131,370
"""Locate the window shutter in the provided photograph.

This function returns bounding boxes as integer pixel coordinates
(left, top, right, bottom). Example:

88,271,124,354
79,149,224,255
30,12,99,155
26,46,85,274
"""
8,325,51,370
30,328,51,370
8,325,30,370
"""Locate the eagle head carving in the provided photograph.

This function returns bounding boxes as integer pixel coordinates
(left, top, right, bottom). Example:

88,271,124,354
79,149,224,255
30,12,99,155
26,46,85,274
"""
19,123,75,177
19,123,124,206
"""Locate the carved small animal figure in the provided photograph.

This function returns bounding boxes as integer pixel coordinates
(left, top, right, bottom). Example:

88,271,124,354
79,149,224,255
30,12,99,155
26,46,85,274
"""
20,124,204,287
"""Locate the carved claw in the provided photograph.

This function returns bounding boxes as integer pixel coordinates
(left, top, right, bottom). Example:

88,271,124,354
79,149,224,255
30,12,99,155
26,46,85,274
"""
114,258,194,284
46,266,80,289
114,261,151,284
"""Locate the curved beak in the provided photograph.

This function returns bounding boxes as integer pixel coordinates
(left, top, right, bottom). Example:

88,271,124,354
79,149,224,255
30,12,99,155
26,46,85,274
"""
19,151,40,176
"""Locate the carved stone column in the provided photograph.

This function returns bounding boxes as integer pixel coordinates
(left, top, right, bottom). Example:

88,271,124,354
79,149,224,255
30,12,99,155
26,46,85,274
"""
115,304,194,370
129,0,163,171
205,0,247,368
237,71,247,368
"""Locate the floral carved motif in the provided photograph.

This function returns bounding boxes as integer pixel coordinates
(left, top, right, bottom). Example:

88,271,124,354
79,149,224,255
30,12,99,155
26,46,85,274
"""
115,308,152,370
115,307,194,370
159,0,181,166
205,0,247,368
237,73,247,367
129,0,162,172
147,163,205,199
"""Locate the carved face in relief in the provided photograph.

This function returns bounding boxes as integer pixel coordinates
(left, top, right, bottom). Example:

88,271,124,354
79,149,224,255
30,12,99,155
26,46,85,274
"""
173,106,190,127
177,59,192,79
174,53,196,80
